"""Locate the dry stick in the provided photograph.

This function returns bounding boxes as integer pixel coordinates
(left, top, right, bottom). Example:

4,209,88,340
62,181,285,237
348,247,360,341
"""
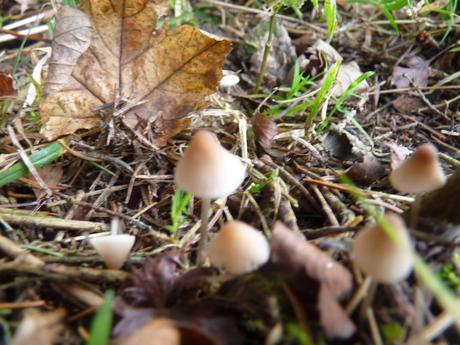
0,300,45,309
0,234,103,306
6,125,52,196
345,276,373,315
53,191,169,240
406,311,453,345
311,185,339,226
0,208,109,232
259,156,319,212
367,307,384,345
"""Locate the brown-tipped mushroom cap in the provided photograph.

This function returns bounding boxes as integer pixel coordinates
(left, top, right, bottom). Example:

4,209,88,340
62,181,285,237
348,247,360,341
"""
175,130,246,199
209,221,270,274
389,143,446,194
90,234,135,269
351,213,412,283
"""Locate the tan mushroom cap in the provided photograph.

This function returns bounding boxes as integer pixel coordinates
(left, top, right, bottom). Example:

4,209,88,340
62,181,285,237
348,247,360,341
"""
90,234,135,269
351,213,412,283
175,130,246,199
389,143,446,194
209,221,270,275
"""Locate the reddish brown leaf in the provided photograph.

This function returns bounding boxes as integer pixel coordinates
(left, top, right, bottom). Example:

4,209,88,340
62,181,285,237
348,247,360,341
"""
347,154,385,186
0,72,15,98
270,221,352,298
40,0,231,143
252,113,277,150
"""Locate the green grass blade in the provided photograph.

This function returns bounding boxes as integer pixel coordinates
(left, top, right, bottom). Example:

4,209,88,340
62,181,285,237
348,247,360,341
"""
0,141,66,187
306,59,341,128
86,290,114,345
324,0,338,40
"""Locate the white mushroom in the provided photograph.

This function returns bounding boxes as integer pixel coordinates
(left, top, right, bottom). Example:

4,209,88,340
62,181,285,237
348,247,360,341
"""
209,221,270,275
89,218,135,269
389,143,446,194
351,213,412,283
175,130,246,265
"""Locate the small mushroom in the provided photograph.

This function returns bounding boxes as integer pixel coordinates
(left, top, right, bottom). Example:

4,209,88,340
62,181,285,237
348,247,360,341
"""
351,213,412,283
89,218,135,269
208,221,270,275
389,143,446,194
175,130,246,265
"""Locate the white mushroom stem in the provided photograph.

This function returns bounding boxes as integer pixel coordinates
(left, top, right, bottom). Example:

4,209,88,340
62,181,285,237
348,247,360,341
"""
197,198,211,266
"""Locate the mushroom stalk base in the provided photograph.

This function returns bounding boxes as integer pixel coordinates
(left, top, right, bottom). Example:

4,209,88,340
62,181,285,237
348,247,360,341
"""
197,198,211,266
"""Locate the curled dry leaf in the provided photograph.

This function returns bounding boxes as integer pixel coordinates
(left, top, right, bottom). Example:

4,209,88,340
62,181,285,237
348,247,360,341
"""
270,221,352,298
40,0,231,143
0,72,15,98
332,61,369,97
347,154,385,186
318,285,356,339
387,142,411,170
391,56,430,88
12,308,66,345
252,113,277,150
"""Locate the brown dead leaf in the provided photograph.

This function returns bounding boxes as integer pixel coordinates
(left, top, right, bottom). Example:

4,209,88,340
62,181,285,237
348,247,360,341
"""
318,285,355,339
347,154,385,186
391,56,430,88
113,317,220,345
12,308,66,345
40,0,231,143
31,165,64,199
0,72,15,98
270,221,352,298
252,113,277,150
393,95,424,113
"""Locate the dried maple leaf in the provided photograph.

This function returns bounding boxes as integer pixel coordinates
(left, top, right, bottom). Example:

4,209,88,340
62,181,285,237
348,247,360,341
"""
40,0,231,143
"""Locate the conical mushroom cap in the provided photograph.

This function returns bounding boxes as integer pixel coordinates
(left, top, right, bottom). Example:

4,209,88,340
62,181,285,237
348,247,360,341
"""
209,221,270,275
90,234,135,269
175,130,246,199
389,143,446,194
351,213,412,283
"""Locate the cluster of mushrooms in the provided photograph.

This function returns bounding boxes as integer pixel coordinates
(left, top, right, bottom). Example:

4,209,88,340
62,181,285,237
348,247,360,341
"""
88,132,447,289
